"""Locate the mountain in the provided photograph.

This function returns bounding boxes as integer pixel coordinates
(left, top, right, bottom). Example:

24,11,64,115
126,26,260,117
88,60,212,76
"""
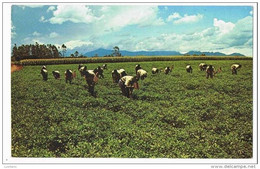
229,53,245,56
80,48,245,57
120,50,181,56
184,51,226,56
83,48,181,57
83,48,113,57
184,51,245,56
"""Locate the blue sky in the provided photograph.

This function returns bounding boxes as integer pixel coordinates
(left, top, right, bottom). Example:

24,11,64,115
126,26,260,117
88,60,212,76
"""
11,5,253,56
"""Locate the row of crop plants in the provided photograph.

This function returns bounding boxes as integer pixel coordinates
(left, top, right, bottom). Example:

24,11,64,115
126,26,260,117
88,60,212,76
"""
12,56,252,66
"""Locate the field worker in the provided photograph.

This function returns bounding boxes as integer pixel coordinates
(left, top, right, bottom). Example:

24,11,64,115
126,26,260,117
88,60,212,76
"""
231,64,242,75
65,69,73,84
136,69,148,80
112,70,121,83
79,66,87,77
186,65,193,73
94,66,104,79
164,66,172,74
199,63,208,71
83,70,99,96
152,67,159,74
119,75,139,98
102,64,108,70
78,64,83,70
135,64,142,74
118,69,127,78
41,66,48,81
52,71,60,79
206,65,215,79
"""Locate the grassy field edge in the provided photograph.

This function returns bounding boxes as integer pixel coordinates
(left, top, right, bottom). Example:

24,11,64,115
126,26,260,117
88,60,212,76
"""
16,56,252,66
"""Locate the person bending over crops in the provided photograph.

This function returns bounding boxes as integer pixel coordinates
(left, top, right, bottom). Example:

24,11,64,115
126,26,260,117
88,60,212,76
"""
186,65,193,73
118,69,127,78
52,71,60,79
112,69,127,83
119,75,139,98
152,67,160,74
199,63,208,71
135,64,142,74
206,65,215,79
231,64,242,75
102,64,107,70
78,64,83,70
164,66,173,75
83,70,98,96
94,66,104,79
112,70,121,83
136,69,148,80
65,69,73,84
79,66,87,77
41,66,48,81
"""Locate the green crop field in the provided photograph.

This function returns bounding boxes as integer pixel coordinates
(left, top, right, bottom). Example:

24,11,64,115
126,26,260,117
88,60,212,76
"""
11,59,253,158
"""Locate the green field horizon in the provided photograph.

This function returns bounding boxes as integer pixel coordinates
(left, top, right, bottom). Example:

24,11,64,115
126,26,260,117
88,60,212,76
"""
12,55,252,66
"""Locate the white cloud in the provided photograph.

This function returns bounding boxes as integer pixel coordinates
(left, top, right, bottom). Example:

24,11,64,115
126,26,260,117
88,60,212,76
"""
23,38,45,45
19,5,44,9
49,32,58,38
115,16,252,56
216,16,252,49
48,5,164,33
102,6,165,28
167,12,181,22
64,40,94,49
47,6,55,12
174,14,203,24
213,18,235,34
201,27,216,37
250,10,253,15
49,5,99,24
11,21,16,38
32,31,41,36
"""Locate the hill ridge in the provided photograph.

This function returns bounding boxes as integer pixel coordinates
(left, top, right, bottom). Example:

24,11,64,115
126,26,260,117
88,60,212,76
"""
81,48,245,57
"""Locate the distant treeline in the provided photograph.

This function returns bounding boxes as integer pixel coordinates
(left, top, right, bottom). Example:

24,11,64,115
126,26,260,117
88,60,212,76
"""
16,56,252,66
11,42,63,61
11,43,123,61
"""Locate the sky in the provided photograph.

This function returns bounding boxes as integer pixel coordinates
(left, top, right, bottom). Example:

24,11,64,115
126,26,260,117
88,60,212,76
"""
11,4,253,56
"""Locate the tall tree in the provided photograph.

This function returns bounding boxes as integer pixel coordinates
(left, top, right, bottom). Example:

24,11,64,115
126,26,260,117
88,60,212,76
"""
11,44,18,61
61,44,67,57
74,51,79,57
11,43,61,60
113,46,121,57
51,45,59,58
